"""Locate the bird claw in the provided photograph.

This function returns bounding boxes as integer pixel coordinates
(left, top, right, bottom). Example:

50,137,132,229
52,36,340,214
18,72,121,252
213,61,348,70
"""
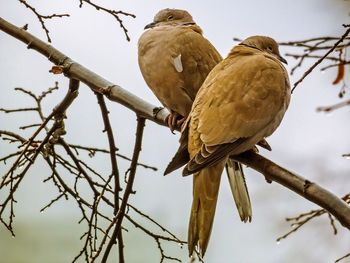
165,112,185,133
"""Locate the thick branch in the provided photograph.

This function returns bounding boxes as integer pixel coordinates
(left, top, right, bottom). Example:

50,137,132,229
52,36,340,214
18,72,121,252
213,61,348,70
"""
233,151,350,229
0,17,169,126
1,17,350,231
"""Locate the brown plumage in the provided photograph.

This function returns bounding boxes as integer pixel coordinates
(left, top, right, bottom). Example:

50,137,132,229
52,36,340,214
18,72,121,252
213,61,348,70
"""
138,8,222,128
168,36,291,257
139,9,259,257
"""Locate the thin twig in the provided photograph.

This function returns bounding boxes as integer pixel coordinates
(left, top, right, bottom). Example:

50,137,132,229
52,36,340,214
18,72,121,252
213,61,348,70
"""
292,24,350,92
316,99,350,112
69,143,157,170
335,252,350,263
0,107,38,113
78,0,135,41
96,92,124,262
0,121,60,230
277,209,325,242
101,116,145,263
18,0,69,42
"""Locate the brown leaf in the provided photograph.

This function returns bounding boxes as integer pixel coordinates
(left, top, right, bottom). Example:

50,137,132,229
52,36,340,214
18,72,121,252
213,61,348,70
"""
49,66,64,74
332,63,345,85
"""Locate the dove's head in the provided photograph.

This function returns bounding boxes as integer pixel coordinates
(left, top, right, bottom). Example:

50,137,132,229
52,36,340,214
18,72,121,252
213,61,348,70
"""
144,9,195,29
241,36,287,64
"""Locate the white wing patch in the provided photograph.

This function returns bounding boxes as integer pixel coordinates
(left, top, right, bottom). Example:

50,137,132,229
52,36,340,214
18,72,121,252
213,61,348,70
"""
173,54,183,72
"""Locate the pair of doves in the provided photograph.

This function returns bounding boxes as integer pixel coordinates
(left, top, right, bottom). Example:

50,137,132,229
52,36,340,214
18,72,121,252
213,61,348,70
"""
138,8,290,257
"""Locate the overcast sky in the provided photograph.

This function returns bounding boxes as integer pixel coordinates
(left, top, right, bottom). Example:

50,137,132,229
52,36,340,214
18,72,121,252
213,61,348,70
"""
1,1,350,262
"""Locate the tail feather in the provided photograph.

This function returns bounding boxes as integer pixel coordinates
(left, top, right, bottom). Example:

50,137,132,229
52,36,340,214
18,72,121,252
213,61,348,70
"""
164,126,189,175
188,161,225,257
226,158,252,222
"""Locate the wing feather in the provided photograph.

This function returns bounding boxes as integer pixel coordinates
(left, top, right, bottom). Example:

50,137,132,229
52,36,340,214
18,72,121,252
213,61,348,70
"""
187,50,290,174
138,26,222,116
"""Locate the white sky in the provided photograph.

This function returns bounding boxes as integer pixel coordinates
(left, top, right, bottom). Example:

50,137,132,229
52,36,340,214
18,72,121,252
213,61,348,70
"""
1,1,350,262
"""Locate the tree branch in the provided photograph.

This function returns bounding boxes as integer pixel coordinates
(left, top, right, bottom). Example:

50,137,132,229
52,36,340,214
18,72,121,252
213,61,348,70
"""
18,0,70,42
0,17,169,126
233,151,350,229
95,93,124,262
1,17,350,232
101,116,145,262
0,83,184,262
316,98,350,112
292,24,350,92
78,0,135,41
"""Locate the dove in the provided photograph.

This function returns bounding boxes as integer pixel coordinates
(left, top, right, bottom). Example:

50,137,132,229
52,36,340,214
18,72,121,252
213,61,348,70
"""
138,8,222,130
140,8,255,240
167,36,290,257
139,9,262,252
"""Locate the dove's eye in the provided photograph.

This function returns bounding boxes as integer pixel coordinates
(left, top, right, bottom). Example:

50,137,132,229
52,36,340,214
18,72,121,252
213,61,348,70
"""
267,46,273,51
167,15,174,20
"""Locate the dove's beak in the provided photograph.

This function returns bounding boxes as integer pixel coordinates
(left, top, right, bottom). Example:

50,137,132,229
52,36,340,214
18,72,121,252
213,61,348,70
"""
279,55,288,65
144,22,156,30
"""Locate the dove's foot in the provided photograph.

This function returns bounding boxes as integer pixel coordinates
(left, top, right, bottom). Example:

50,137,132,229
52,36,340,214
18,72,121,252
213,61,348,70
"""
165,112,185,133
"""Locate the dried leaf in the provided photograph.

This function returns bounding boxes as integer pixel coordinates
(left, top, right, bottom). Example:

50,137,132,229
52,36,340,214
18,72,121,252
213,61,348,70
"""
49,66,64,74
332,63,345,85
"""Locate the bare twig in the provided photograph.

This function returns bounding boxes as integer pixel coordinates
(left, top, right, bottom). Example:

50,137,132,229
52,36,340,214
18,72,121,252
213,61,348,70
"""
101,116,145,263
279,36,350,46
0,80,79,236
125,214,185,263
156,238,182,263
18,0,135,42
328,213,338,235
19,123,42,130
78,0,135,41
292,24,350,92
0,130,33,144
277,209,325,242
68,143,157,170
40,192,66,213
126,202,183,243
18,0,69,42
316,99,350,112
277,194,350,243
336,252,350,263
0,82,78,189
96,92,124,262
0,121,60,234
0,107,37,113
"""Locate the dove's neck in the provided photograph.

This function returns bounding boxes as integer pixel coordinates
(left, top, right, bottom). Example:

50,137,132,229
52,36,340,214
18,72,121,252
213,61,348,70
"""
228,44,258,57
151,22,202,34
178,22,202,34
228,45,281,66
239,43,263,51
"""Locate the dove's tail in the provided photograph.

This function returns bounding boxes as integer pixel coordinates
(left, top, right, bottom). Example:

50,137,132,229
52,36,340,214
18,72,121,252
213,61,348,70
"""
188,161,225,257
226,158,252,222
